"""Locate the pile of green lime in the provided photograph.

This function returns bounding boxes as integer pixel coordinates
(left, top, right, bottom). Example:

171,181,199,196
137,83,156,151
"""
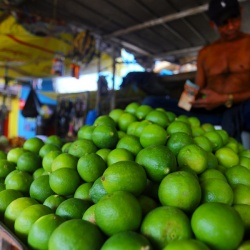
0,102,250,250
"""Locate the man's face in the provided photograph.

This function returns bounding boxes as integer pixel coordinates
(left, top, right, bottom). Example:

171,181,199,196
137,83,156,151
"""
216,16,242,41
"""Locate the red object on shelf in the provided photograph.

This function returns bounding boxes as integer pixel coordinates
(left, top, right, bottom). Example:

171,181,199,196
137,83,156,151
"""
70,63,80,79
3,114,9,137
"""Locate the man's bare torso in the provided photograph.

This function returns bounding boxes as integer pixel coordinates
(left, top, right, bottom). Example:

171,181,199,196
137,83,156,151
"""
200,33,250,94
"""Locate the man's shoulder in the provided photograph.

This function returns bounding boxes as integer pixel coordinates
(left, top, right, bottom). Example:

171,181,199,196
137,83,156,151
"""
239,33,250,41
200,33,250,52
198,42,218,56
243,33,250,41
243,33,250,38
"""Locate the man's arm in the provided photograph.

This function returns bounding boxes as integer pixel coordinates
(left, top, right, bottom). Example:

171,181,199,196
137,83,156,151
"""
195,48,207,89
192,88,250,110
192,45,250,109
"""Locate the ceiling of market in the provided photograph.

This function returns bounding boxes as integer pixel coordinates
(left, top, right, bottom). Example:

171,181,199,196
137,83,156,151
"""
1,0,250,67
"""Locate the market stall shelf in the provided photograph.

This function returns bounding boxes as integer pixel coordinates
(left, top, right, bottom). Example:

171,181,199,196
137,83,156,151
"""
0,222,28,250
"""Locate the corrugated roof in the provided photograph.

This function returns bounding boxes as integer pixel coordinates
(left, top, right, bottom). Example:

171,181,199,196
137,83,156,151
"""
1,0,250,64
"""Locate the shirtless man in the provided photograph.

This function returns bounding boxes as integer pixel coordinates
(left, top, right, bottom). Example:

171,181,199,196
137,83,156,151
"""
143,0,250,141
193,0,250,111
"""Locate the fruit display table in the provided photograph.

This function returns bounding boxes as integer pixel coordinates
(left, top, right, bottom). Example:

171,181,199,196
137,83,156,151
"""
0,222,28,250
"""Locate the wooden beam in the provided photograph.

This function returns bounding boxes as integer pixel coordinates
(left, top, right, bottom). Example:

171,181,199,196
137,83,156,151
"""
104,0,248,38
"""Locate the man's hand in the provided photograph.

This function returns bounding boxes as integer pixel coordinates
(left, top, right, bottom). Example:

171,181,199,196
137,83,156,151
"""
191,89,227,110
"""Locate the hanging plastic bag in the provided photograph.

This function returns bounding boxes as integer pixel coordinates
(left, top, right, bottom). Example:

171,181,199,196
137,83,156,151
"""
21,88,41,118
52,54,65,76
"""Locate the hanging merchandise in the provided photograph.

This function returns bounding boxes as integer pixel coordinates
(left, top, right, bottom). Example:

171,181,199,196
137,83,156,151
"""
70,62,81,79
56,98,72,137
56,92,89,138
51,54,65,76
21,87,41,118
73,30,96,67
97,75,109,96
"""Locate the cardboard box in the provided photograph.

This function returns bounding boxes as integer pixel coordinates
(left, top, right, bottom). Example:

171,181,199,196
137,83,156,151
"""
178,80,199,111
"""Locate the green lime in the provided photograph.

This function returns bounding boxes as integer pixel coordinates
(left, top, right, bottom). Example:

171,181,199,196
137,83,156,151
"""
96,148,111,163
199,168,227,182
117,112,138,132
145,110,170,128
203,131,223,151
141,206,192,249
191,202,244,250
14,204,53,242
0,159,16,178
136,144,177,182
116,135,143,156
77,125,95,140
191,126,205,137
166,132,194,156
0,150,7,160
188,116,201,127
39,143,60,158
101,231,152,250
167,120,192,136
134,120,152,138
164,111,176,123
43,194,66,212
140,123,168,148
0,189,23,218
23,137,44,154
4,197,38,230
95,191,142,236
68,139,98,158
127,121,140,136
61,142,72,153
135,105,153,120
193,135,213,153
107,148,134,166
55,197,92,220
109,109,124,123
215,147,239,168
51,153,78,172
163,239,210,250
7,147,26,164
89,177,108,204
49,168,81,196
101,161,147,196
45,135,63,148
158,171,201,213
16,151,42,173
48,219,104,250
138,194,158,217
200,178,233,205
77,153,106,182
177,144,208,174
93,115,116,128
125,102,140,115
82,204,97,224
28,214,65,250
29,175,55,203
201,123,215,132
225,165,250,187
42,150,61,172
5,170,33,195
74,182,93,202
92,125,118,149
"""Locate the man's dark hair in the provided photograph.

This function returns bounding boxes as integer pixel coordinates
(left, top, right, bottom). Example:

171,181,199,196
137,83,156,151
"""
208,0,241,26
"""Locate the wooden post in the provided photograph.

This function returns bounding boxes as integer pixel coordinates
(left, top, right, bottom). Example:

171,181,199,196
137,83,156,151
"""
95,40,102,116
110,47,116,111
0,65,9,136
